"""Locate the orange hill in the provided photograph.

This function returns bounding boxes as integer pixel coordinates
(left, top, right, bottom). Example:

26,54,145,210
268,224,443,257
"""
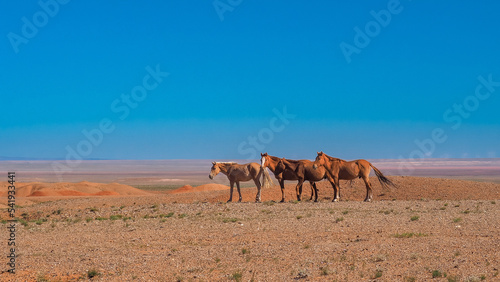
169,183,230,194
0,181,150,197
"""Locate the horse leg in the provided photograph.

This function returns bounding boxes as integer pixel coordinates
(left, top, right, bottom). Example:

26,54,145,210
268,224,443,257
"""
253,177,262,203
236,181,242,202
227,180,234,202
309,182,314,201
362,175,373,202
332,177,340,202
296,179,304,201
311,182,319,202
280,179,285,202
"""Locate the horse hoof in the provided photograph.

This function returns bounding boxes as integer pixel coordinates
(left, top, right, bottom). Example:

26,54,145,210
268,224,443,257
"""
364,199,372,202
280,199,285,203
227,200,232,203
314,199,319,203
332,199,339,202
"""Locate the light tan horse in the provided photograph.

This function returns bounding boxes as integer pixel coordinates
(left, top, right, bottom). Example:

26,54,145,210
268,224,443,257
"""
209,162,273,202
312,152,396,202
260,153,331,202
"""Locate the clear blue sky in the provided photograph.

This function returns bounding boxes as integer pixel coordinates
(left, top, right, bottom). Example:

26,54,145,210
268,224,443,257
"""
1,0,499,160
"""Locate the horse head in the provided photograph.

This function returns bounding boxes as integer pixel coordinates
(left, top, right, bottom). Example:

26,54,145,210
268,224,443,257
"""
313,151,327,169
209,162,220,179
260,152,269,168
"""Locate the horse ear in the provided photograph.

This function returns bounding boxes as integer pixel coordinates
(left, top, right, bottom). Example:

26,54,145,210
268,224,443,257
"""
212,161,216,165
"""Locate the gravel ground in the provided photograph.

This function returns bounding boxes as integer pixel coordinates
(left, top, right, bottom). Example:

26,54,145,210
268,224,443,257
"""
0,176,499,281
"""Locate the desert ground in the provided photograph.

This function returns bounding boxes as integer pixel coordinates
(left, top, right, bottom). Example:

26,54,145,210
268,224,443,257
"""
0,159,499,281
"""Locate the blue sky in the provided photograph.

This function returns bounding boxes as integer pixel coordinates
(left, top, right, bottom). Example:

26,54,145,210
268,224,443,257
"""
1,0,499,160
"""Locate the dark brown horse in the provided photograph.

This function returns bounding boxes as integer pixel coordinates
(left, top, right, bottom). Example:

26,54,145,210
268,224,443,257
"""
274,157,337,202
312,152,396,202
260,153,334,202
209,162,273,202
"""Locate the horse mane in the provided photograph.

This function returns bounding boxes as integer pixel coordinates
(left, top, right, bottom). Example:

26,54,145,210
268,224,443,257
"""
324,154,346,163
269,155,300,163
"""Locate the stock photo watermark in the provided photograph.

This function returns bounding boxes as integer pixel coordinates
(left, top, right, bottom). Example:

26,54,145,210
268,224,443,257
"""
339,0,405,63
213,0,243,21
237,106,296,160
6,172,17,274
7,0,70,54
51,65,169,181
398,74,500,174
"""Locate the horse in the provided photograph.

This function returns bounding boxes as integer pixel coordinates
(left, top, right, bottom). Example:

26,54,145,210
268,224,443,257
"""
260,153,333,202
274,157,337,202
312,151,396,202
209,161,273,203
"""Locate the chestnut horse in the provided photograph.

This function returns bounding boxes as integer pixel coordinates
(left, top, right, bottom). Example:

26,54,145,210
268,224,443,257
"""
312,152,396,202
275,157,336,202
209,162,273,202
260,153,333,202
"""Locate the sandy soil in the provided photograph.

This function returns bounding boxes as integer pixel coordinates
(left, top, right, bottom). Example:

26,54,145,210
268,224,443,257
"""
0,176,499,281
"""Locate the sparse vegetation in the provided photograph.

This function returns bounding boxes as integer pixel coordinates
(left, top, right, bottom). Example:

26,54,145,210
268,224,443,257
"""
410,216,420,221
87,269,101,279
222,218,239,223
296,215,303,220
241,248,249,254
163,212,175,218
320,266,330,276
18,219,28,227
453,217,462,223
394,232,427,238
379,209,394,215
372,269,383,279
373,254,387,262
230,271,242,281
178,213,188,219
432,270,442,278
35,219,47,225
36,274,50,282
335,217,344,223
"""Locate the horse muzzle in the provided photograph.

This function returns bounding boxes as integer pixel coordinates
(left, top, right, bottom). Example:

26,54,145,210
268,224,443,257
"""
312,164,318,169
209,175,213,179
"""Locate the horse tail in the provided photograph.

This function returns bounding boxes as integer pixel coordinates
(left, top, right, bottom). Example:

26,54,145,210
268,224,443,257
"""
369,163,397,189
261,166,274,189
